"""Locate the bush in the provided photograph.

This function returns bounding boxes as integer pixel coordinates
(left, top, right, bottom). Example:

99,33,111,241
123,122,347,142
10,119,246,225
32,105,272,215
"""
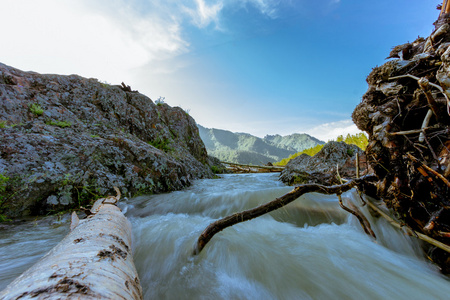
148,137,172,152
46,120,72,128
30,103,44,116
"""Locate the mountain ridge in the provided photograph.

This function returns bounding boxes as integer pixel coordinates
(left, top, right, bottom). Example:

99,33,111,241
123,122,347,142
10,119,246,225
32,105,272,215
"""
197,124,324,165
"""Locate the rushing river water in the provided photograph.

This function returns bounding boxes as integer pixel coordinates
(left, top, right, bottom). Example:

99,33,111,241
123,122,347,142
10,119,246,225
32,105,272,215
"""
1,173,450,299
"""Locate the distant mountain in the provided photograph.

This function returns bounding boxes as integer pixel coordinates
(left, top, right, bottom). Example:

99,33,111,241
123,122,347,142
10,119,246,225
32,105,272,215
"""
197,125,324,165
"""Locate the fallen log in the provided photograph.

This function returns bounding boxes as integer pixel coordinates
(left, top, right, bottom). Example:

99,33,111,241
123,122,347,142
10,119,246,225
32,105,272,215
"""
193,175,377,254
0,187,143,300
221,161,285,172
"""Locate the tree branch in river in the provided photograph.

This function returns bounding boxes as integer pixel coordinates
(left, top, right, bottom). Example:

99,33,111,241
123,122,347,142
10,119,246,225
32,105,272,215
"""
193,175,377,255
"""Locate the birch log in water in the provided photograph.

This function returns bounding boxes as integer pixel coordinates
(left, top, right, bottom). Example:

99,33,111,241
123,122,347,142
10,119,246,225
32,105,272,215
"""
0,188,143,300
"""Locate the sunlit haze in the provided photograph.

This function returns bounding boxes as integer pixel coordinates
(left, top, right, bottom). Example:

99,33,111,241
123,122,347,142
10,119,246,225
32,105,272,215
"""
0,0,439,141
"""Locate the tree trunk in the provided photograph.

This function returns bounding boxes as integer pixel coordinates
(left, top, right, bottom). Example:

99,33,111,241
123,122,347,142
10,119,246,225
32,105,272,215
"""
0,190,143,300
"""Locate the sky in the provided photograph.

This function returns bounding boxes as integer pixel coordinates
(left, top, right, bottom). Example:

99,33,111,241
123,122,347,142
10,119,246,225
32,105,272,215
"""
0,0,441,141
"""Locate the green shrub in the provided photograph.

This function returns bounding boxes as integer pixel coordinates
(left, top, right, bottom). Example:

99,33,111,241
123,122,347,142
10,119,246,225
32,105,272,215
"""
0,173,8,194
46,120,72,128
0,174,10,222
30,103,44,116
148,137,172,152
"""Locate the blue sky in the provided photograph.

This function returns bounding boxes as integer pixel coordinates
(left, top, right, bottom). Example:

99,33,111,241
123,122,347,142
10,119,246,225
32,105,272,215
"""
0,0,440,141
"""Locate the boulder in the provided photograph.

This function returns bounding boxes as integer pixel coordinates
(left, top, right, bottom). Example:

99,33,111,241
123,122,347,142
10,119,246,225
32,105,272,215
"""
279,141,367,186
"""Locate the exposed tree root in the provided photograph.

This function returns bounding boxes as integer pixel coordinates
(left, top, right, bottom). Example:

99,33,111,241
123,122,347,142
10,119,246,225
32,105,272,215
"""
363,195,450,254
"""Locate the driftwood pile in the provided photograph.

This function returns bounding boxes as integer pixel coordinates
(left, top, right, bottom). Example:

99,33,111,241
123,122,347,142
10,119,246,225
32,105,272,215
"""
352,7,450,272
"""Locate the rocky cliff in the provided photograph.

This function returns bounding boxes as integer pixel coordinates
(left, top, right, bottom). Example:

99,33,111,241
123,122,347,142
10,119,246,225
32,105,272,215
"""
0,63,215,218
352,12,450,272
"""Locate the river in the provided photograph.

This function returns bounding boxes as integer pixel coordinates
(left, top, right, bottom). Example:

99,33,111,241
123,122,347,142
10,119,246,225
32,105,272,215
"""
1,173,449,299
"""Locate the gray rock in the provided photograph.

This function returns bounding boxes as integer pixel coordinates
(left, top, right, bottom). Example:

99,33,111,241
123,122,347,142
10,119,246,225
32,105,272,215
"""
0,62,213,217
279,141,367,186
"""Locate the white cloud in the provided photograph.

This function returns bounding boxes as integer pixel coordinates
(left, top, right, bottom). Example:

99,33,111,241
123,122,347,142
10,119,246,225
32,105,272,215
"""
304,120,363,142
185,0,224,28
0,0,189,84
0,0,284,82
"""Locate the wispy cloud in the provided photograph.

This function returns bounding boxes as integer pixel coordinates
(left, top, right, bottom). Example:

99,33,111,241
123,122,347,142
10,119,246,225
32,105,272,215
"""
184,0,224,28
0,0,333,82
304,120,362,142
244,0,280,18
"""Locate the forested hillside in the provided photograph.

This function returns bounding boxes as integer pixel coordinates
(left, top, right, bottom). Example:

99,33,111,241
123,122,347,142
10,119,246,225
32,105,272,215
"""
197,125,324,164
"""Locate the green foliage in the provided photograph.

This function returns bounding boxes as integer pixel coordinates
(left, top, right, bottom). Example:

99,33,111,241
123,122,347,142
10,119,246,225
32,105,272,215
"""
291,174,310,184
274,133,368,166
100,82,110,88
0,121,7,128
57,174,102,208
46,120,72,128
29,103,44,116
0,214,11,222
61,173,72,186
336,133,369,150
74,185,102,207
155,96,165,106
275,144,324,166
0,173,9,194
210,165,227,174
133,182,154,196
0,174,10,222
148,137,172,152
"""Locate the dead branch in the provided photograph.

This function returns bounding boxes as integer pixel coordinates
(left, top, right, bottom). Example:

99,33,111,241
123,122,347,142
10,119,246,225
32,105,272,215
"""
193,175,377,255
438,231,450,238
419,77,443,121
441,0,450,17
424,207,445,232
407,153,450,187
419,110,434,142
356,153,360,179
363,196,450,253
388,125,440,136
389,74,450,114
338,195,376,238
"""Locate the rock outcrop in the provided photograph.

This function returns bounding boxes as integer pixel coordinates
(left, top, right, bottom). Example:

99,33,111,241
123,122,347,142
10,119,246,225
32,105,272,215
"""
352,12,450,272
0,62,216,218
280,141,367,186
